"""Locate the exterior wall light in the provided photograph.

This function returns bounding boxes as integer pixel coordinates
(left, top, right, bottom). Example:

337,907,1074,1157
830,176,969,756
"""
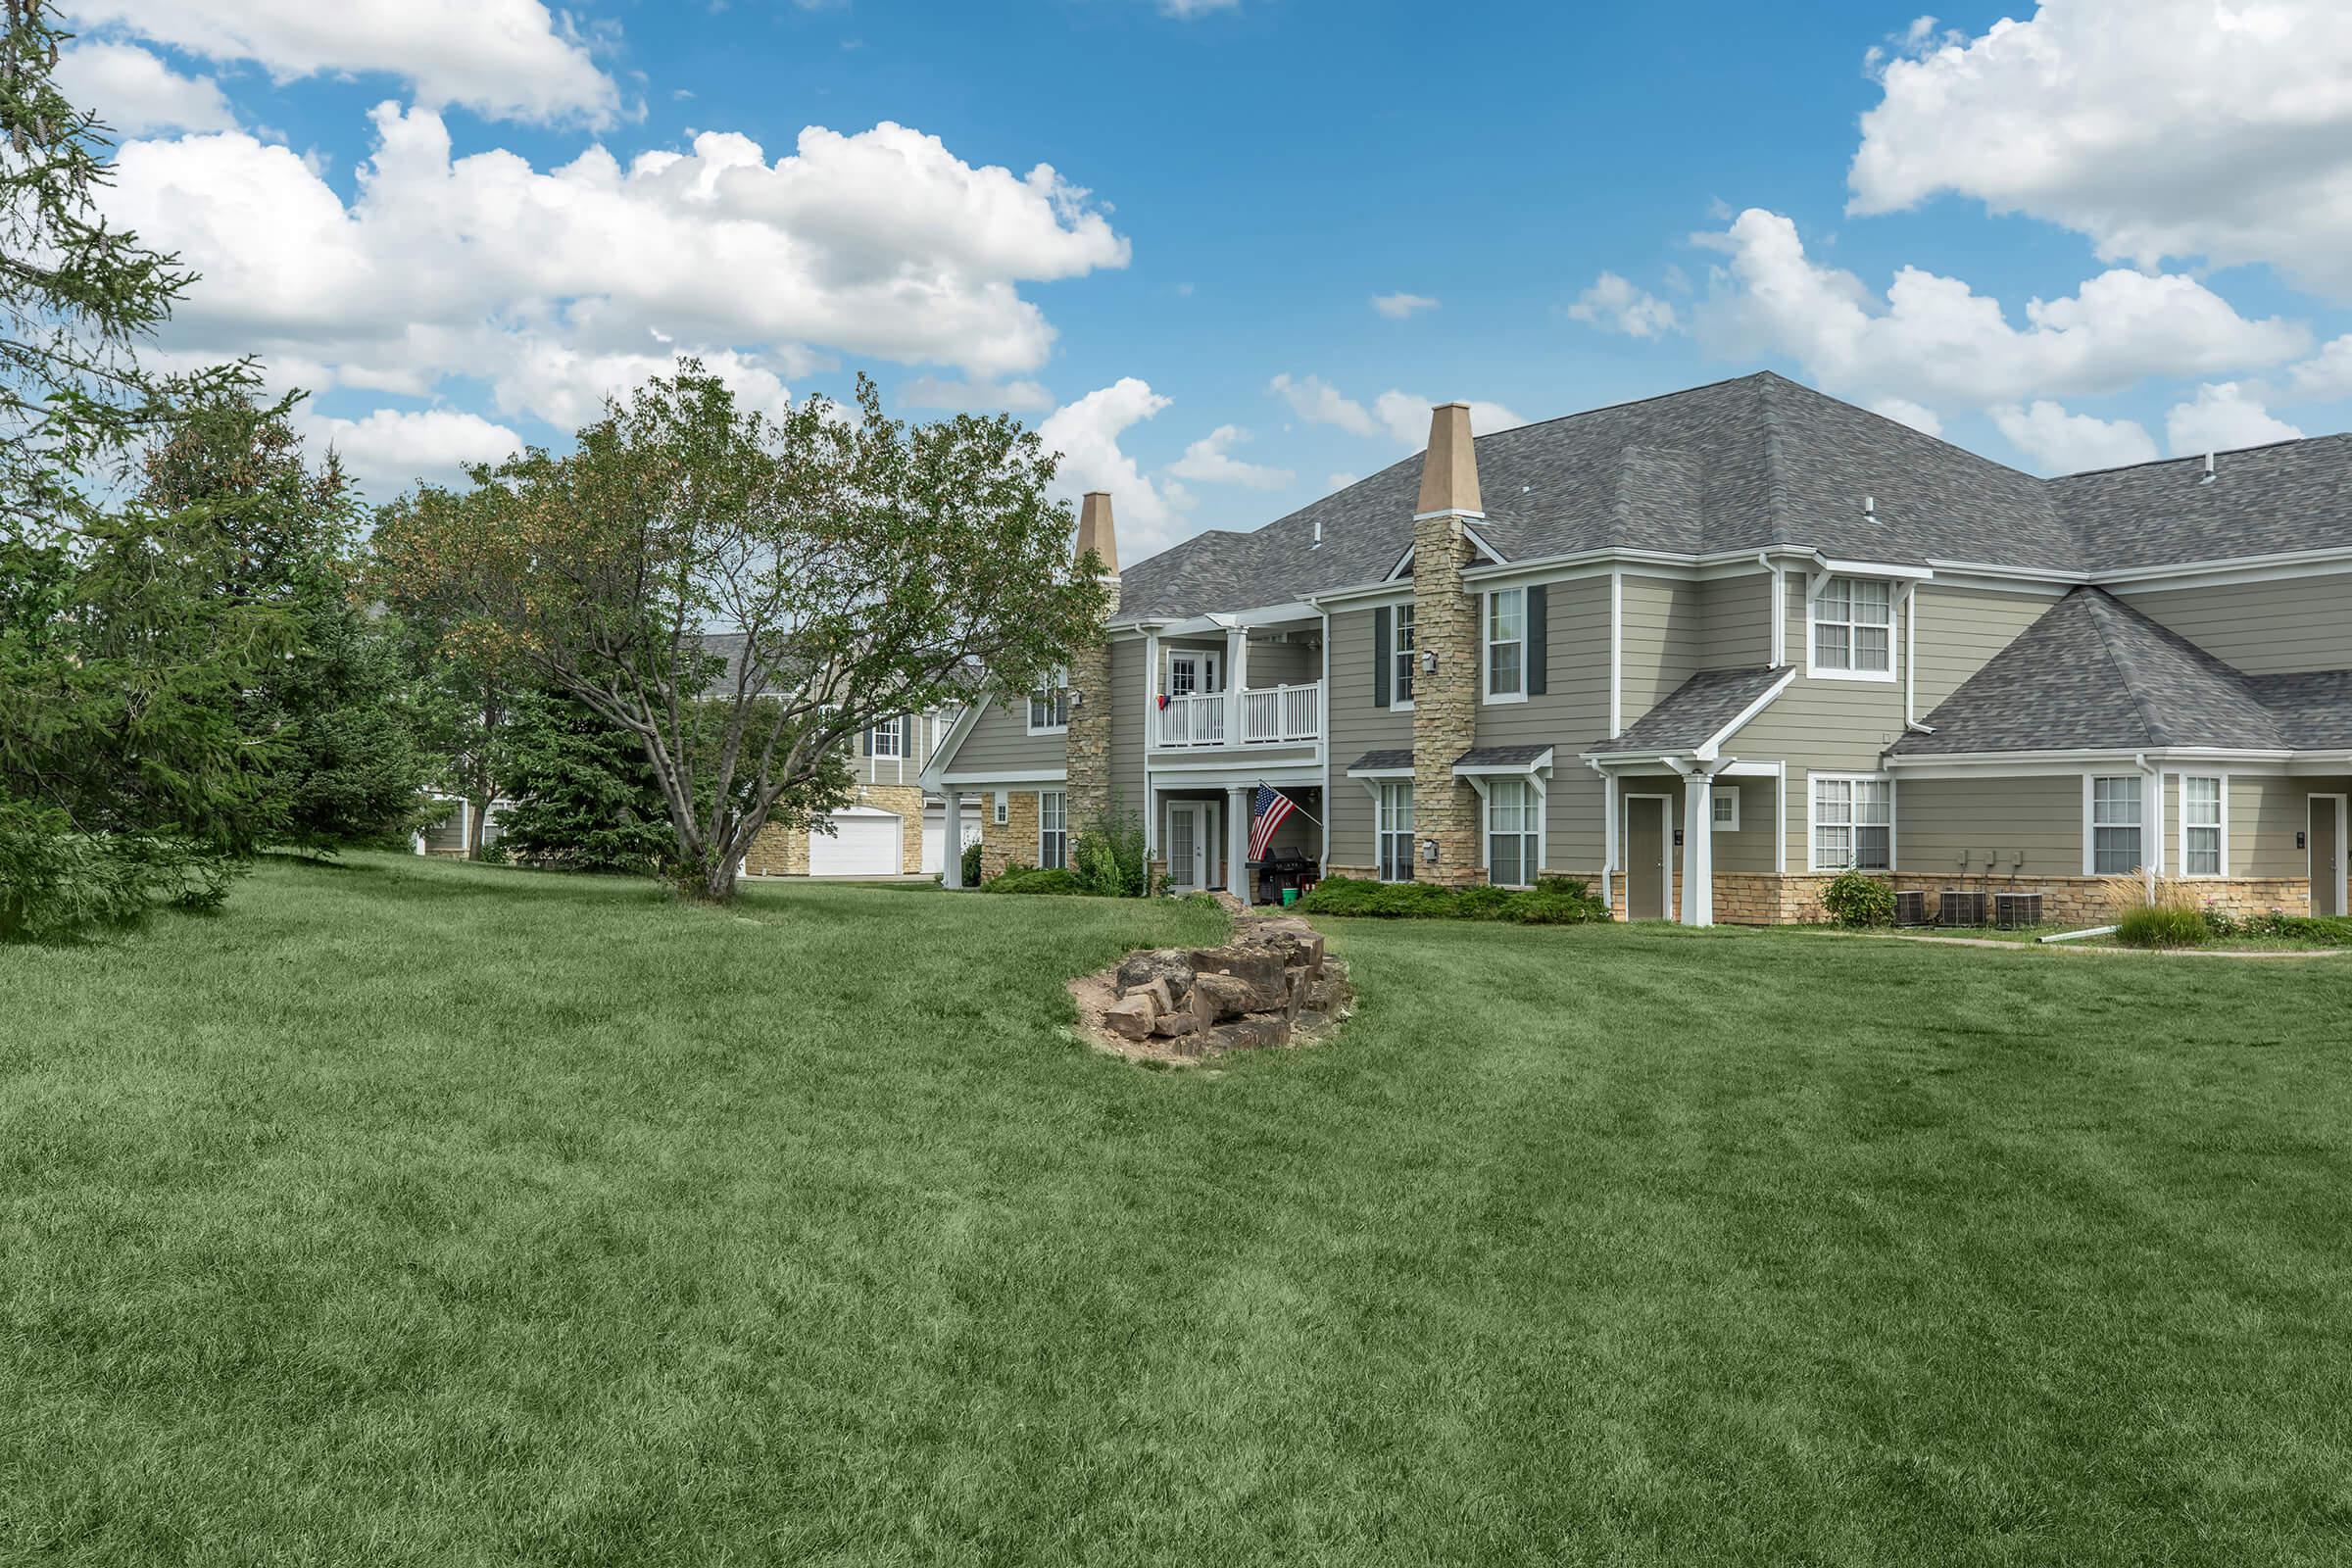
1421,649,1438,675
1067,689,1084,708
1421,838,1440,863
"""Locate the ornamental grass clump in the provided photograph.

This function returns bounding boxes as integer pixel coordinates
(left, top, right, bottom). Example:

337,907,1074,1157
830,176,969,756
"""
2110,876,2212,949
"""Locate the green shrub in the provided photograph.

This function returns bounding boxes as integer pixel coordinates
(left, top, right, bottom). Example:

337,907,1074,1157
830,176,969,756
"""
1069,815,1149,898
960,838,983,888
0,804,237,943
980,865,1088,896
1822,871,1895,928
2207,909,2352,945
1292,874,1609,925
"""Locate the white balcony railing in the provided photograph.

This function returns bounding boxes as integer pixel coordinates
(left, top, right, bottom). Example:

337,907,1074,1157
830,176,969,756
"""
1155,681,1321,748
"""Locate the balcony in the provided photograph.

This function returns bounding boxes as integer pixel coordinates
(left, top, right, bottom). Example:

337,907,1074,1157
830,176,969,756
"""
1155,681,1322,749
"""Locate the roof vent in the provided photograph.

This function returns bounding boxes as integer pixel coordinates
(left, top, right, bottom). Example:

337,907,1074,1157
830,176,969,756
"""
1312,516,1323,548
1864,493,1880,525
2200,451,2217,486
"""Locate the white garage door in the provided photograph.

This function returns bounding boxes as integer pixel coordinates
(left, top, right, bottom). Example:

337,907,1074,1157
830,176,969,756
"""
809,809,901,877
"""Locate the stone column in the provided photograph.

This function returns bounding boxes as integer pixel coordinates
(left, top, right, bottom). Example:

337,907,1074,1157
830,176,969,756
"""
1409,402,1486,888
1065,491,1119,835
1229,784,1253,906
941,788,963,888
1682,773,1715,926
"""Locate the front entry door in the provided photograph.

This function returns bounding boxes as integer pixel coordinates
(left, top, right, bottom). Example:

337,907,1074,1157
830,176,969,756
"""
1168,802,1213,892
2312,796,2346,917
1626,796,1669,920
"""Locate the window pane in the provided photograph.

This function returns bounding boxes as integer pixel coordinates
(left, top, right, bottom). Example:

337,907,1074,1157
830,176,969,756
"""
1489,642,1522,696
1854,625,1890,671
1814,778,1851,826
2187,827,2221,876
1814,623,1850,670
1713,793,1736,825
1491,589,1523,642
2094,826,2140,875
1852,579,1892,623
1815,825,1851,870
1855,780,1891,824
2092,776,2141,825
2185,777,2221,826
1855,825,1891,870
1818,580,1850,618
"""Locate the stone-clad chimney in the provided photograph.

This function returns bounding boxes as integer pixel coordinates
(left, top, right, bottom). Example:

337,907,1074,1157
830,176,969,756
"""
1065,491,1119,835
1410,405,1485,886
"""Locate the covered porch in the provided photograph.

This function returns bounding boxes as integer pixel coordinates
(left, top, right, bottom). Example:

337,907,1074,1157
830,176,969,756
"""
1148,762,1325,907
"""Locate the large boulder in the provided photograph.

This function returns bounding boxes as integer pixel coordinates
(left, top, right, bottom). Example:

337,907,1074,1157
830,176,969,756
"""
1151,1008,1199,1039
1116,950,1194,1006
1188,946,1288,1011
1190,971,1258,1023
1104,992,1158,1041
1201,1017,1289,1053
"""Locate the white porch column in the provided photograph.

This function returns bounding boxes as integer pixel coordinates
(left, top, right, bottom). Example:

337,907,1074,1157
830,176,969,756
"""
1225,626,1250,744
1143,631,1161,833
1682,773,1716,927
941,788,964,888
1228,783,1253,906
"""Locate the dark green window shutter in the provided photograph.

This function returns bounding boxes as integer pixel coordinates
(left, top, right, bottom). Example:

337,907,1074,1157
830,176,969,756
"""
900,716,914,756
858,725,871,757
1527,584,1548,696
1372,607,1392,708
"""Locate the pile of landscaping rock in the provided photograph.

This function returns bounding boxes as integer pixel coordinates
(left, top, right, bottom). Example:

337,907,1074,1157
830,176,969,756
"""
1097,913,1351,1058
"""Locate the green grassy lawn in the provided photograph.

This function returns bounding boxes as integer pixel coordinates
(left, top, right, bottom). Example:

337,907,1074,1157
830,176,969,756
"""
6,856,2352,1566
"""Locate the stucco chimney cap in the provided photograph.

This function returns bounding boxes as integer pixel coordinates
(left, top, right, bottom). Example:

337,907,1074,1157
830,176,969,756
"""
1075,490,1119,576
1413,401,1484,517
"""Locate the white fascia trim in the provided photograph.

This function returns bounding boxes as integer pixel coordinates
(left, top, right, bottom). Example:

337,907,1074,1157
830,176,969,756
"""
1383,544,1415,583
1921,557,2084,586
2090,546,2352,592
1460,544,1804,589
1308,581,1414,612
1694,669,1798,761
935,767,1068,788
1885,746,2295,770
917,691,996,790
1347,765,1414,780
1149,765,1323,791
1810,555,1936,582
1461,523,1506,564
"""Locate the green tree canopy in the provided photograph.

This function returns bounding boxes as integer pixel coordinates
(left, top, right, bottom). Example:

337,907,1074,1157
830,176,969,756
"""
376,362,1106,902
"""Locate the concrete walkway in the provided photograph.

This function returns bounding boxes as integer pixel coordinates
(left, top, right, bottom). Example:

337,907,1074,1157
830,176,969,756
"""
1853,930,2343,959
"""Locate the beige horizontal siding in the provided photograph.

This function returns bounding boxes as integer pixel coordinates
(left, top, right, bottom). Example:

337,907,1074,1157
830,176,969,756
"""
1912,584,2057,713
1695,572,1772,670
2120,573,2352,674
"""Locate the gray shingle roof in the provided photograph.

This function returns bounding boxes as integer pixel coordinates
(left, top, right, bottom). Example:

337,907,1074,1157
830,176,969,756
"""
1454,744,1553,768
1345,748,1414,774
2050,436,2352,573
2245,670,2352,750
1111,372,2352,624
1889,589,2309,756
1585,666,1788,756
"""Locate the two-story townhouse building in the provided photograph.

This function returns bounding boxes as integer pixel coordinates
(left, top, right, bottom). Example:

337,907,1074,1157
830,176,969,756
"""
921,373,2352,924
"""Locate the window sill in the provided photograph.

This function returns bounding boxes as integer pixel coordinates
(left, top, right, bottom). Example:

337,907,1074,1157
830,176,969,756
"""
1025,725,1069,737
1805,666,1897,684
1481,691,1529,706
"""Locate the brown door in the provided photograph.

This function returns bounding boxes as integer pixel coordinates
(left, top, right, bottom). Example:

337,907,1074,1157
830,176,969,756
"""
1627,797,1668,920
2312,798,2344,917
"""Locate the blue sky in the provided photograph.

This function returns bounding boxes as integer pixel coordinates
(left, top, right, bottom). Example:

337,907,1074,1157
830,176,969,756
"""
63,0,2352,562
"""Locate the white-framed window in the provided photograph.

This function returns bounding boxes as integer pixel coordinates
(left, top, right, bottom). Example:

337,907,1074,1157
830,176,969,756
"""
868,718,905,760
1711,788,1740,832
1038,790,1067,869
1392,604,1416,708
1027,670,1069,734
1486,777,1540,888
2180,775,2226,877
1809,577,1894,681
1377,782,1415,883
994,792,1008,826
2088,775,2143,875
1485,587,1526,702
1811,775,1892,870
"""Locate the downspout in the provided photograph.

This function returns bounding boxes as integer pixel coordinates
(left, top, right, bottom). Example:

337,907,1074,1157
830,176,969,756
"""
1901,580,1918,729
1589,757,1617,915
2137,752,2163,899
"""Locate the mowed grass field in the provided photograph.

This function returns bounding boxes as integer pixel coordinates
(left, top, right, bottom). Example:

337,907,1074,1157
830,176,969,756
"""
5,855,2352,1566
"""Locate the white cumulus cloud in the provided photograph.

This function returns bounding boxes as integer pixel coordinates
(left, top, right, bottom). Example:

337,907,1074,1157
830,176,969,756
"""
1037,379,1185,557
1692,208,2309,414
1371,292,1439,319
99,106,1129,436
2165,383,2305,456
296,406,523,497
1372,390,1529,448
1166,424,1293,489
1566,271,1680,339
1270,373,1527,449
55,41,235,135
1988,400,2158,474
1849,0,2352,298
66,0,623,127
1268,372,1376,438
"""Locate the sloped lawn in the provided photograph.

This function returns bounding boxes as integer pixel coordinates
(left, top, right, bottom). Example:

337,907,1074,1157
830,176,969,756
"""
5,854,2351,1566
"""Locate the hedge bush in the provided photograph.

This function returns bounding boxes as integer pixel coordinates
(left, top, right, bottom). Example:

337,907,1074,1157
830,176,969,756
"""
1821,871,1894,928
2203,909,2352,945
1292,875,1610,924
979,865,1088,896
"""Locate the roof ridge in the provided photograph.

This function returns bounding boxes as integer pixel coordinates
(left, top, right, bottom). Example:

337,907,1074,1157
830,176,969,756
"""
2051,429,2352,483
2077,590,2168,749
1464,369,1776,447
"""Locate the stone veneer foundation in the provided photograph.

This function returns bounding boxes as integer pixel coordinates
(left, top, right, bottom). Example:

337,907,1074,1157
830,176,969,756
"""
740,783,927,877
978,790,1044,882
1711,871,2313,926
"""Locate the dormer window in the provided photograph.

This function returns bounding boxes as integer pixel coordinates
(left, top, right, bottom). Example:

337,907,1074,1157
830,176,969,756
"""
1809,576,1894,681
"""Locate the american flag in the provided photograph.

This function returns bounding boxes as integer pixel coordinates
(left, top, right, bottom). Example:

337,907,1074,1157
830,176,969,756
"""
1249,783,1298,861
